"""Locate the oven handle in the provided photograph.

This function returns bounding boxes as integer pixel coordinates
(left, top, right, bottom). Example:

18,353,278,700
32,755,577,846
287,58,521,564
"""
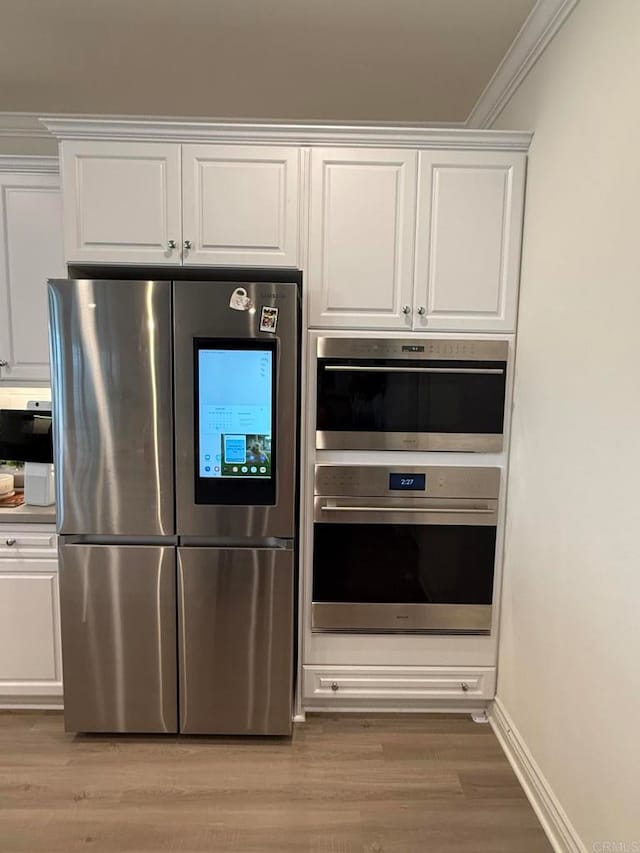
320,505,495,514
322,365,504,375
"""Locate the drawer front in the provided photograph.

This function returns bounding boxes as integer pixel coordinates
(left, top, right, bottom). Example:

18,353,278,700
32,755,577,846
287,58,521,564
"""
303,665,495,704
0,531,57,562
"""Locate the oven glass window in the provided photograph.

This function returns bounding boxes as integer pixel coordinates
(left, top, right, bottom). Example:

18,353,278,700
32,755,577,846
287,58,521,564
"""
316,358,506,434
313,523,495,605
194,338,277,505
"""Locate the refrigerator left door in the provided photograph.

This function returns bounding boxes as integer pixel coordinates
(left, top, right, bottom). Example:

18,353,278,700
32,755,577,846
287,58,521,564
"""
48,279,174,536
59,543,178,733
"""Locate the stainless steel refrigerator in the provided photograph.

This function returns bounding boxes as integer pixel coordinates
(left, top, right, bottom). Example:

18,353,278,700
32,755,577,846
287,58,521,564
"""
48,279,299,735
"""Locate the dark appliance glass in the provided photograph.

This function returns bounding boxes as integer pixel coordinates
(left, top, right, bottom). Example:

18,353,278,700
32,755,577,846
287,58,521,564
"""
316,358,506,435
0,409,53,463
194,338,277,506
313,523,496,605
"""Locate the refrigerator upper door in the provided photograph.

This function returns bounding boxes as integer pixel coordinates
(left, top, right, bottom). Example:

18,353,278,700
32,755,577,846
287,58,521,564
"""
58,543,178,733
48,280,174,536
174,281,299,539
178,546,294,735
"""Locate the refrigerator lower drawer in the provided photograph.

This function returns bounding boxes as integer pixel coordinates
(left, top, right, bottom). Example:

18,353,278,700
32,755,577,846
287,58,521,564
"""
58,542,178,734
178,546,294,735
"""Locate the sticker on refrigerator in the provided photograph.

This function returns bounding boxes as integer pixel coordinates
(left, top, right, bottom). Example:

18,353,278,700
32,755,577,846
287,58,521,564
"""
229,287,255,313
259,306,279,333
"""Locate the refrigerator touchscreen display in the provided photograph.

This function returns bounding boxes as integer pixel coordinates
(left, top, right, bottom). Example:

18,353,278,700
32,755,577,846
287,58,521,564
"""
194,338,277,505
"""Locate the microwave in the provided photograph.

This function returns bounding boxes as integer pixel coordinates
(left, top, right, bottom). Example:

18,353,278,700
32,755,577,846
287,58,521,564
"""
316,338,508,452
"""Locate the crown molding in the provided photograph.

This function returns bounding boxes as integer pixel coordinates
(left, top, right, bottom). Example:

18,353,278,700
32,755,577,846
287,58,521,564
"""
0,155,59,174
0,113,52,139
39,116,531,151
466,0,580,128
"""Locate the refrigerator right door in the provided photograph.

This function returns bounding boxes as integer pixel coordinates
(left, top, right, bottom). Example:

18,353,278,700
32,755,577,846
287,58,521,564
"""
178,546,294,735
173,281,299,539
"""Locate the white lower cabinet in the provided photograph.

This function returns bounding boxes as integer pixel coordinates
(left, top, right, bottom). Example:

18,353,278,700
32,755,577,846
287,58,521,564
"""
0,528,62,707
303,665,496,708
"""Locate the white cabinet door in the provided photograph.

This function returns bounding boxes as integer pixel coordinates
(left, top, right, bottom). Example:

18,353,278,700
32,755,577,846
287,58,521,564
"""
61,140,182,265
415,151,526,332
0,549,62,704
308,148,417,329
0,172,65,383
182,145,300,267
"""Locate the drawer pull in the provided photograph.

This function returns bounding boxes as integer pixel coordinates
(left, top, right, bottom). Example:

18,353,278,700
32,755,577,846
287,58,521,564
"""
461,681,469,692
5,538,16,547
331,682,339,692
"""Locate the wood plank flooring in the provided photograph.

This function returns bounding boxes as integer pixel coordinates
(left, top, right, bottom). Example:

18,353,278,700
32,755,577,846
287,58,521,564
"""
0,711,553,853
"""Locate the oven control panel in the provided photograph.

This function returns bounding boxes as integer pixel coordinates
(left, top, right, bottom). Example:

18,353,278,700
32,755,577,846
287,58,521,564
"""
314,465,500,499
317,337,508,362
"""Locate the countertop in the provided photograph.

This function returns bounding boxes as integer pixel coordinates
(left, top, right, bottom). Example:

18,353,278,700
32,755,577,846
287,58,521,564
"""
0,503,57,525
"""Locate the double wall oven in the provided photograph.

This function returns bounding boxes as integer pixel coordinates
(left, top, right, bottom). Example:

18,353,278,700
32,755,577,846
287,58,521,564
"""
312,465,500,634
316,337,508,452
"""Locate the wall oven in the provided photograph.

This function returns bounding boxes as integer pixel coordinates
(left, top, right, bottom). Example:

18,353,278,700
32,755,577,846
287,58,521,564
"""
312,465,499,634
316,338,508,452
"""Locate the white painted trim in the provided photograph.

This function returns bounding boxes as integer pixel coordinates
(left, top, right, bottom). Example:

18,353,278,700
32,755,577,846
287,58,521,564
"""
0,155,59,174
489,698,587,853
467,0,580,128
40,117,531,151
0,113,51,139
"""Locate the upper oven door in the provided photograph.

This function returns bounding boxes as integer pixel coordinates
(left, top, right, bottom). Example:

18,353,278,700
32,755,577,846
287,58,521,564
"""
316,338,507,452
174,281,299,540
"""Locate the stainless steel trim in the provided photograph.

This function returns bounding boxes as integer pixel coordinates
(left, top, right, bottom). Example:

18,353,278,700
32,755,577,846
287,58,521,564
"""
320,505,494,514
311,602,492,634
314,464,500,499
317,337,508,362
316,430,503,452
323,365,504,375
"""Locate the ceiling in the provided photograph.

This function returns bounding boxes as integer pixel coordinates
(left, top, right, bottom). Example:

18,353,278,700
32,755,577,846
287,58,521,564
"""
0,0,537,124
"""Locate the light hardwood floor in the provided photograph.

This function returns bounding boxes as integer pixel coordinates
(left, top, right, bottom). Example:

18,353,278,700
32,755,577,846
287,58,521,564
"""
0,711,552,853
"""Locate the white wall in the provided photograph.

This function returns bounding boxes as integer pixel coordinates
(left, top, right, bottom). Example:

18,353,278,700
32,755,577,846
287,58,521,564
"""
493,0,640,846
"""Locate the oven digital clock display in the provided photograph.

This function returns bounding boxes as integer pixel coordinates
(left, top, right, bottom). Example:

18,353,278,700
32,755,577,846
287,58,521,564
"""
389,473,426,491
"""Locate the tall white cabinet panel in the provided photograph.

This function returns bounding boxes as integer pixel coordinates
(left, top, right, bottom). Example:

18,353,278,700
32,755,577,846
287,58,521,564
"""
182,145,299,267
415,151,526,331
0,531,62,705
308,148,417,329
61,141,182,265
0,172,65,383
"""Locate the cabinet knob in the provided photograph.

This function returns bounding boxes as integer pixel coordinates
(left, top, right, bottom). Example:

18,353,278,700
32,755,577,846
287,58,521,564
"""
331,681,339,692
5,539,16,547
167,240,177,250
417,306,426,316
0,359,8,367
184,240,193,250
461,681,469,692
401,305,411,315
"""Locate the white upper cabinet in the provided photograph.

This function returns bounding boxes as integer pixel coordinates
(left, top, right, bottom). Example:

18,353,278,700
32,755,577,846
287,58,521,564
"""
308,148,417,329
61,141,182,265
181,145,299,267
414,150,526,332
0,169,65,383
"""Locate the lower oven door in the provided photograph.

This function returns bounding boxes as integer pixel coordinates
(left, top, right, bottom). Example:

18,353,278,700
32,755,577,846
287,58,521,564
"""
312,500,497,634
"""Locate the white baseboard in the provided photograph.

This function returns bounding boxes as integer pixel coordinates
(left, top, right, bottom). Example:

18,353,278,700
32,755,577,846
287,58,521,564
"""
489,698,586,853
